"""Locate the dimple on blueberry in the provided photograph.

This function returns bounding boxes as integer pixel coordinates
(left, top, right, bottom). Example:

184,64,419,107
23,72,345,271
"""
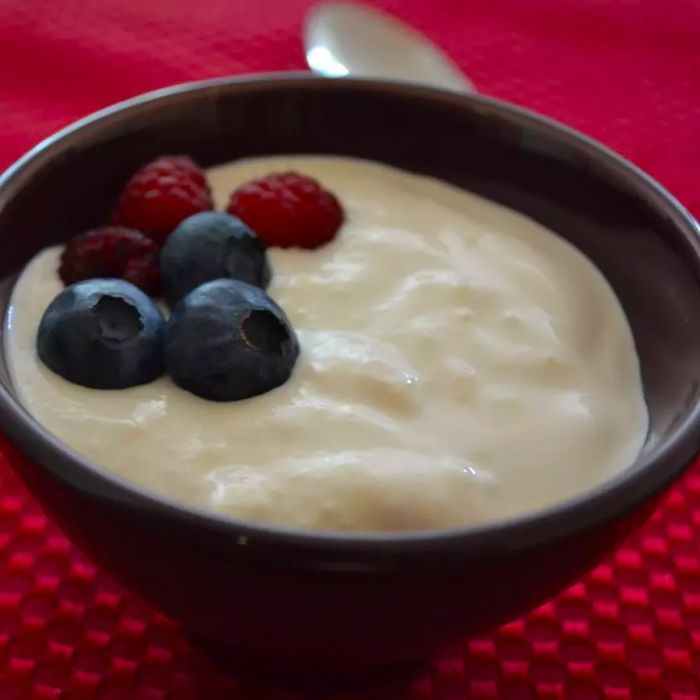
37,279,165,389
164,278,299,401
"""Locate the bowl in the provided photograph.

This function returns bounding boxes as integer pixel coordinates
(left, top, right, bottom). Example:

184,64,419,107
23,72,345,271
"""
0,74,699,683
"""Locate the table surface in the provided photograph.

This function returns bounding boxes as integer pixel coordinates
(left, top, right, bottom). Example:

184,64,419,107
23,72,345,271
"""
0,0,699,697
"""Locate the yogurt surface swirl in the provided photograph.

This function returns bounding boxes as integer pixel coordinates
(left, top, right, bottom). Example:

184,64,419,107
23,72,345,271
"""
5,156,648,531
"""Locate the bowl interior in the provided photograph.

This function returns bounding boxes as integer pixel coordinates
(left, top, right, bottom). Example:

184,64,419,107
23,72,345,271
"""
0,76,699,525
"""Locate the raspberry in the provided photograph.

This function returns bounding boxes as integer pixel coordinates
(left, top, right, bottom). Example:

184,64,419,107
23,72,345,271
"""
112,155,213,244
227,172,344,249
59,227,161,296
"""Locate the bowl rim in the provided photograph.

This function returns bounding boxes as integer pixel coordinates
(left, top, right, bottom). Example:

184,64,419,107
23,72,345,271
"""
1,72,699,560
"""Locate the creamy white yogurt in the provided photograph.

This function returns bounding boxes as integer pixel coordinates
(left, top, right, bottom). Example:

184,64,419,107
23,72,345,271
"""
5,156,648,532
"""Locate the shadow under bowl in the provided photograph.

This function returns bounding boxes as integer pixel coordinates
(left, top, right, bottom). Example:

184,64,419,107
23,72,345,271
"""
0,75,699,684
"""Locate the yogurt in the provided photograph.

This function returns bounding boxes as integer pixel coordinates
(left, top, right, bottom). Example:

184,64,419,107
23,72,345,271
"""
5,156,648,532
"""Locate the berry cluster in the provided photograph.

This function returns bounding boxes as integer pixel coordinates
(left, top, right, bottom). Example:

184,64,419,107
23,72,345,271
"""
38,156,344,401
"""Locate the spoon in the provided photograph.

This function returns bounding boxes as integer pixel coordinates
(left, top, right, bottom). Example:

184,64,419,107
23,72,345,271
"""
304,1,475,93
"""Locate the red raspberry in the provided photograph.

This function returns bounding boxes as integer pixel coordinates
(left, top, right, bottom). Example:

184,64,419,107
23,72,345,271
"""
112,155,213,244
227,172,344,249
59,227,161,296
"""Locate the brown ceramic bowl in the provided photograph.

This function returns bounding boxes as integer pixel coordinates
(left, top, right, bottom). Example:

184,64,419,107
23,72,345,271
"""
0,75,699,684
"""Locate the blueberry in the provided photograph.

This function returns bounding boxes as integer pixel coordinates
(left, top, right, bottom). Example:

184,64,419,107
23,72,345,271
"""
165,279,299,401
37,279,165,389
160,211,271,307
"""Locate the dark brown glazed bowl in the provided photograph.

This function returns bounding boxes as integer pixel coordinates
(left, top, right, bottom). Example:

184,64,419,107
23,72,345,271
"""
0,75,699,684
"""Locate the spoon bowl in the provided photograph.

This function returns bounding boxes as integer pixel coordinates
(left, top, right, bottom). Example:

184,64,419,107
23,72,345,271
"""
305,1,475,92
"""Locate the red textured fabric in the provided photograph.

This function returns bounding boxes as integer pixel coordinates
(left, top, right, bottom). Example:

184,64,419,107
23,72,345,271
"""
1,0,699,697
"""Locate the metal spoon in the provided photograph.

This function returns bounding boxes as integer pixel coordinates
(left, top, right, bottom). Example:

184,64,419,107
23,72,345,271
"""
304,1,475,93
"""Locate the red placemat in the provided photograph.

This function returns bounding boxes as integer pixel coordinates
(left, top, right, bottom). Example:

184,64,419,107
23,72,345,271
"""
1,1,699,697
